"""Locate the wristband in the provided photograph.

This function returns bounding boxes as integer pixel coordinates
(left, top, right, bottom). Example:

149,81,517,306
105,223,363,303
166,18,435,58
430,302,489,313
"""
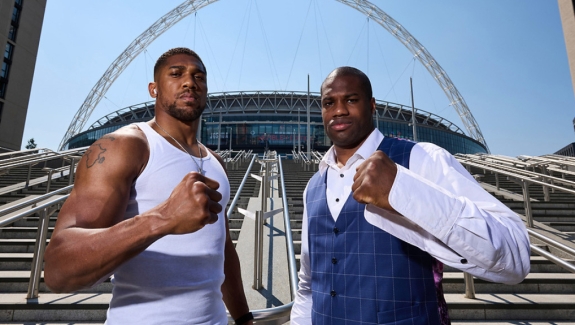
234,312,253,325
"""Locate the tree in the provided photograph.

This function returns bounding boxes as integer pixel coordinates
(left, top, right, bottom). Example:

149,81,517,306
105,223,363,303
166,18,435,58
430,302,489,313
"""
25,138,37,149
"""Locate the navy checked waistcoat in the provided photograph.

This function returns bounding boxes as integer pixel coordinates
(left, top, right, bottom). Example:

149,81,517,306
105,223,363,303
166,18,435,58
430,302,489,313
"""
306,137,445,325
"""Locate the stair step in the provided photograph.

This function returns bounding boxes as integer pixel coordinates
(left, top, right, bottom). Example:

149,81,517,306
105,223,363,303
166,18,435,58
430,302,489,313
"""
446,293,575,321
0,293,573,322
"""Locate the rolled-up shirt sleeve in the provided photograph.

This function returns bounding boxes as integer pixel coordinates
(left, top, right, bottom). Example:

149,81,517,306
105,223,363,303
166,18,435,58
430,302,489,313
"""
291,186,313,325
364,143,530,284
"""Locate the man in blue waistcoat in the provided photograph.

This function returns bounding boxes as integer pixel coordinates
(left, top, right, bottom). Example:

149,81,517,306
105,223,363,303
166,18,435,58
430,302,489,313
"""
290,67,531,325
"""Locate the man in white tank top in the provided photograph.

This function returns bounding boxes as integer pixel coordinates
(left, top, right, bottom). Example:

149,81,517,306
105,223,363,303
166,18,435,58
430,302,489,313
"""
44,48,253,325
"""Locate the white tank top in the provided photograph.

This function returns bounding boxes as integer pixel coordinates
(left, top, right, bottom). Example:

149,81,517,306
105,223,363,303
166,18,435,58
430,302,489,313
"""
105,122,231,324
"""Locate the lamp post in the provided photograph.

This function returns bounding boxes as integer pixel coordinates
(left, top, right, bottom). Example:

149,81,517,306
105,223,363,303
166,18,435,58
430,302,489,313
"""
297,107,301,152
410,77,418,141
217,108,222,151
228,126,232,151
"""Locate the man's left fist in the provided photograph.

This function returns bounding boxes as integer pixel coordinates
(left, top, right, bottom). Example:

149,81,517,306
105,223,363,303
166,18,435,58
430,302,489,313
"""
352,151,398,213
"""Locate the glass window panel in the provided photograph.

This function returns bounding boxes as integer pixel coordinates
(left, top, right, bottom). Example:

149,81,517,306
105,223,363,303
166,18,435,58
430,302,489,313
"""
12,7,20,23
1,61,9,78
8,25,16,41
4,43,13,60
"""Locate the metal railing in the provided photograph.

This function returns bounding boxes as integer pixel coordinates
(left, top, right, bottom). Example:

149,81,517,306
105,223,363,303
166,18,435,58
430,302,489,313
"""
226,154,257,220
5,148,575,316
527,229,575,273
225,150,250,171
224,153,298,323
0,187,73,299
457,156,575,227
0,147,86,189
456,154,575,298
250,154,298,323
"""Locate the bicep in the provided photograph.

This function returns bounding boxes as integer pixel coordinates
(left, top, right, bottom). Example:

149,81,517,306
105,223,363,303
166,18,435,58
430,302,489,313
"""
53,136,146,232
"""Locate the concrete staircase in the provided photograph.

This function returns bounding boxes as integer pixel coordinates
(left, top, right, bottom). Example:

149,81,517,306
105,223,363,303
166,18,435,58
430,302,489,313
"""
1,152,575,323
0,154,260,324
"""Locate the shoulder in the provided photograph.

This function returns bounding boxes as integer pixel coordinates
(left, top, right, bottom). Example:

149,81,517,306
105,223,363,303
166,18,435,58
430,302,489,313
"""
79,124,149,179
409,142,453,168
207,148,228,176
409,142,474,181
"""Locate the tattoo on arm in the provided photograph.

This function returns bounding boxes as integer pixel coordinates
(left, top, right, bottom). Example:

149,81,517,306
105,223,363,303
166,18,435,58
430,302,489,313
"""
85,136,115,168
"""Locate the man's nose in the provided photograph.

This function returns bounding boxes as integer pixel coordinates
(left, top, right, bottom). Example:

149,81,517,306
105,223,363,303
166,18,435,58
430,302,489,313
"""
183,75,197,89
333,102,349,116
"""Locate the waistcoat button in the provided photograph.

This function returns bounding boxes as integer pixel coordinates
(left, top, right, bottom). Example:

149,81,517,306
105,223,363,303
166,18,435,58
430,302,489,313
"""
332,258,338,264
333,227,339,234
330,290,336,297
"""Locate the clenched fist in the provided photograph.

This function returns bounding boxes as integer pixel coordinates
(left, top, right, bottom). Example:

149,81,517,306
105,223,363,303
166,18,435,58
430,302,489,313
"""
152,171,223,235
352,151,398,213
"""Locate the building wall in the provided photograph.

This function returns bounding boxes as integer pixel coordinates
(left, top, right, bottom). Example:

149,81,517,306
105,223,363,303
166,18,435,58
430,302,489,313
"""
559,0,575,98
0,0,46,150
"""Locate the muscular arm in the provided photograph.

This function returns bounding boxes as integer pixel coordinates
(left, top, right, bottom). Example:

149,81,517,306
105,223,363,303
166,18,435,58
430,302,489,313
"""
44,128,222,293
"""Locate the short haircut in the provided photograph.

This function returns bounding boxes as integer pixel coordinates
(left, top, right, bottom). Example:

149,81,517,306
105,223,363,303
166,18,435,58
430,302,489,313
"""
321,66,373,99
153,47,206,80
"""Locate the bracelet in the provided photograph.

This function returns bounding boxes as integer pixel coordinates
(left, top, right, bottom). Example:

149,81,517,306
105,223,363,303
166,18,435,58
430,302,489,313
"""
234,312,254,325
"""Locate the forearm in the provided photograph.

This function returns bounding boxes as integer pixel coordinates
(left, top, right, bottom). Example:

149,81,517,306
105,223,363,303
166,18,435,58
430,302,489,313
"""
221,240,250,320
291,205,312,325
384,159,530,283
365,203,530,284
292,261,313,324
44,213,164,292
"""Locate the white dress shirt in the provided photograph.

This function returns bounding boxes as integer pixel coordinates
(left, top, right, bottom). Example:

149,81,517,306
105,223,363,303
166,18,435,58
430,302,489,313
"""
290,129,531,324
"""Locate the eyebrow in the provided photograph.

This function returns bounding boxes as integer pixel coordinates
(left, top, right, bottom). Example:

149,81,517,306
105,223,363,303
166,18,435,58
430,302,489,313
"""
322,92,360,100
167,65,206,73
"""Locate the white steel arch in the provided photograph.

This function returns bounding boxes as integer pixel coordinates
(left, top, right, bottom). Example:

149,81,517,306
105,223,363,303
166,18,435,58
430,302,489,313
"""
59,0,489,151
58,0,219,150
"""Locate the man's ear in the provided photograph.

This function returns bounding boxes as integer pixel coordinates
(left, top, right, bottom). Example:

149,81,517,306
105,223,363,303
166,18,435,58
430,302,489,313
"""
148,82,157,98
370,97,376,114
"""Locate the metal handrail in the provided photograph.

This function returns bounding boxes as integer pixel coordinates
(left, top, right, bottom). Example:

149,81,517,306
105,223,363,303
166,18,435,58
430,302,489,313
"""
456,154,575,297
311,150,324,162
278,155,299,298
458,158,575,228
530,244,575,273
0,185,74,224
0,165,72,196
0,147,86,170
457,159,575,195
0,192,69,227
222,153,298,322
0,150,47,165
459,154,575,186
225,154,257,219
528,228,575,258
459,156,575,188
249,155,298,322
0,192,70,298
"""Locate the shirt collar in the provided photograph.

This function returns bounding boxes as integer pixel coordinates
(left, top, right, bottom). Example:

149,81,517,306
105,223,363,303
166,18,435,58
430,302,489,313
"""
319,129,384,174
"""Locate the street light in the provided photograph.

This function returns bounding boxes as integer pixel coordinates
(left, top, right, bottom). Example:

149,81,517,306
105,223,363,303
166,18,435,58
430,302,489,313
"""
228,126,232,151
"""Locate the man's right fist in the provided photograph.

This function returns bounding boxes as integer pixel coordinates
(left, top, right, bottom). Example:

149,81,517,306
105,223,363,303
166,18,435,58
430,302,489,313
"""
154,171,222,235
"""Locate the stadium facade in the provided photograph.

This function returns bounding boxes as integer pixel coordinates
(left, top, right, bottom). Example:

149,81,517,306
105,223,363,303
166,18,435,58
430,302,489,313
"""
65,91,487,155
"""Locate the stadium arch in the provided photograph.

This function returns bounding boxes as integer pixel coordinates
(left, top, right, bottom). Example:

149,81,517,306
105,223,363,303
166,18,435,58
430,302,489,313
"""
58,0,488,152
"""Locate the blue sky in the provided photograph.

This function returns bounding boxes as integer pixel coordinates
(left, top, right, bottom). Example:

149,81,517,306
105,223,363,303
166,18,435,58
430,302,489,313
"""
23,0,575,156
